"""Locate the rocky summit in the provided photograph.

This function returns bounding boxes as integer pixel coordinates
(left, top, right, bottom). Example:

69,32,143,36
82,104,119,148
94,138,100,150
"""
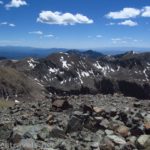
0,94,150,150
0,50,150,150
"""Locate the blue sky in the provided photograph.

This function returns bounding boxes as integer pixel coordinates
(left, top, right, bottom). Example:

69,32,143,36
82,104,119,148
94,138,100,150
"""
0,0,150,49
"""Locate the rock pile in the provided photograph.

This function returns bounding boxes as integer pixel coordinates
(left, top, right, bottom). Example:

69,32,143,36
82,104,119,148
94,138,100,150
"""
0,94,150,150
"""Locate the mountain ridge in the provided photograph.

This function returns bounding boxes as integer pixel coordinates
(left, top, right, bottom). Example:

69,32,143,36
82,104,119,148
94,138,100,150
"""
0,46,149,59
0,50,150,100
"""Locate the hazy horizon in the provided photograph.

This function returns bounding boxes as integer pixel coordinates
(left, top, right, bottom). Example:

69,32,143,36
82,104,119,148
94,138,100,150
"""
0,45,150,52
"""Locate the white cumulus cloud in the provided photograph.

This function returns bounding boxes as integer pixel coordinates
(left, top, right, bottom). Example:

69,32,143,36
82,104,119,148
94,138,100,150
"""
5,0,27,9
141,6,150,17
29,31,43,35
106,6,150,20
106,8,141,19
37,11,93,25
118,20,138,27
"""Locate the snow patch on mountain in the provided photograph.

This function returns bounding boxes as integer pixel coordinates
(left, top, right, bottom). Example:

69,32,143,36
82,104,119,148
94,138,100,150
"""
49,67,59,73
60,56,71,69
143,69,149,81
27,58,38,69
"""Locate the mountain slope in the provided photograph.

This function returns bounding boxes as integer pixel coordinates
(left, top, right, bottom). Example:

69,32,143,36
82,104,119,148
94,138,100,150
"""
0,50,150,100
29,51,150,99
0,66,45,101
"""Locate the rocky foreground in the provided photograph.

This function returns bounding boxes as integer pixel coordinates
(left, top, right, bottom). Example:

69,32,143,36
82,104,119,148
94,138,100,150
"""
0,94,150,150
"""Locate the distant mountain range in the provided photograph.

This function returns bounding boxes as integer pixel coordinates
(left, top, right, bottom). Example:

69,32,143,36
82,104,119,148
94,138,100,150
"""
0,46,68,59
66,50,104,59
0,50,150,100
0,46,149,59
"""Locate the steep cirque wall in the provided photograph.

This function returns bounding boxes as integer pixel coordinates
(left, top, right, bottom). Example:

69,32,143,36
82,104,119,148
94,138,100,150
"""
31,51,150,99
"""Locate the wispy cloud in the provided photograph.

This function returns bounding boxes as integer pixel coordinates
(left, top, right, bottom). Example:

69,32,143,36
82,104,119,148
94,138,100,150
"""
29,31,43,35
1,22,7,25
106,22,115,26
0,22,16,27
37,11,94,25
133,39,138,42
0,1,3,5
111,38,122,44
44,34,54,38
111,38,127,44
96,35,102,38
5,0,27,9
87,35,103,39
87,35,92,38
118,20,138,27
111,37,141,44
9,23,16,27
28,31,56,39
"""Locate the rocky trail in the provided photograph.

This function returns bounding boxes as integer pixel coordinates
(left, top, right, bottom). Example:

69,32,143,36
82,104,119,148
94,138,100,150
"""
0,94,150,150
